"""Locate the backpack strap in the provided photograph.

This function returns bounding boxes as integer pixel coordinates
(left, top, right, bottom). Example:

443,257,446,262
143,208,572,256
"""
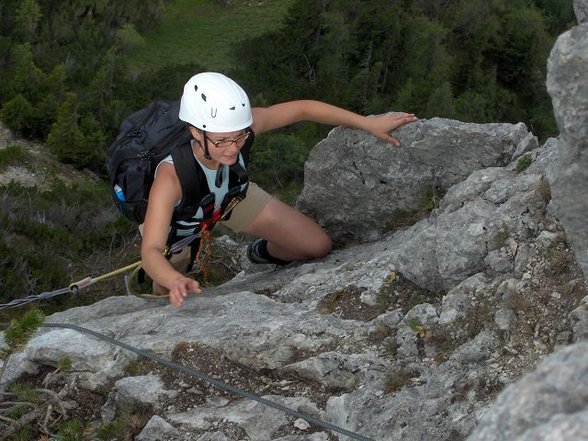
170,142,209,220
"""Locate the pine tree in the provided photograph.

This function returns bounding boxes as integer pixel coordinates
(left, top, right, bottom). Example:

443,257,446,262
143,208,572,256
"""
14,0,42,43
0,94,35,135
46,92,84,164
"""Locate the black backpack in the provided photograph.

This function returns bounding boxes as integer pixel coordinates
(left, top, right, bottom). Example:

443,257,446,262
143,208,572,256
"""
106,100,251,226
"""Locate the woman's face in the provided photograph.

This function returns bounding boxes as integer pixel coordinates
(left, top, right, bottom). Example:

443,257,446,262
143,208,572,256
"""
191,127,249,166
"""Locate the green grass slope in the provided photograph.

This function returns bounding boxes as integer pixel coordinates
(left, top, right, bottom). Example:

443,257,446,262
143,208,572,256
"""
129,0,294,73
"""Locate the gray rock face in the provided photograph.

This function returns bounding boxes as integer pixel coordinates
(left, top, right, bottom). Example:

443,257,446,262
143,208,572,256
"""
136,415,179,441
297,117,533,244
376,151,552,292
546,23,588,280
464,12,588,441
113,375,178,411
570,301,588,341
466,342,588,441
575,0,588,23
168,395,326,441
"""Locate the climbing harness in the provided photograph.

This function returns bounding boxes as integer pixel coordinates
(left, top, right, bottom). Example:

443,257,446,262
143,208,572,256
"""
40,322,374,441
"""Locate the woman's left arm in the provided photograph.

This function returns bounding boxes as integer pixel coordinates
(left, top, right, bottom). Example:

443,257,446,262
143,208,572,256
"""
251,100,417,146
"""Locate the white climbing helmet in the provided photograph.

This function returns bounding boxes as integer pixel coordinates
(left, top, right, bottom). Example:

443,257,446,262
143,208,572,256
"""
179,72,253,133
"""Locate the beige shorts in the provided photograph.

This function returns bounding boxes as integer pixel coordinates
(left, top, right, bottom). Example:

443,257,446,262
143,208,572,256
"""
220,182,272,232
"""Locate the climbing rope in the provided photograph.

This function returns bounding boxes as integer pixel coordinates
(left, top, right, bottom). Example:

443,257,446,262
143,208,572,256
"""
192,196,243,284
41,322,374,441
193,229,213,283
0,233,201,310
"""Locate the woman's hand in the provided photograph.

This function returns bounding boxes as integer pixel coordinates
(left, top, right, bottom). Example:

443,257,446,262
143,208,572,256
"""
168,276,202,307
364,112,418,147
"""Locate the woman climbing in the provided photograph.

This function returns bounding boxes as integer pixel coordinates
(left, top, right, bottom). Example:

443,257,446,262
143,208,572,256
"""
140,72,417,307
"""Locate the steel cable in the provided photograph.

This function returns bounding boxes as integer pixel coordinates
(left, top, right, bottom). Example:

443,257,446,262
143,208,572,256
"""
42,322,374,441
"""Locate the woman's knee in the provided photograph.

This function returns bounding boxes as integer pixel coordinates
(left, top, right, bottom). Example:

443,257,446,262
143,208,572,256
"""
306,230,332,259
245,200,332,259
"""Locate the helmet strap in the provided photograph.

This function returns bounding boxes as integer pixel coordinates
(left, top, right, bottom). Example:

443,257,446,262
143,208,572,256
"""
200,129,212,160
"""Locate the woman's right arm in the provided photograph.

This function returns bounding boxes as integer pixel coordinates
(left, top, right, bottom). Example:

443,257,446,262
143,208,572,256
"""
140,163,201,306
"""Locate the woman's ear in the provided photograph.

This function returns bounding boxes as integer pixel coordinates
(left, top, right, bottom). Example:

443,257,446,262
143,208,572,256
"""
188,126,200,140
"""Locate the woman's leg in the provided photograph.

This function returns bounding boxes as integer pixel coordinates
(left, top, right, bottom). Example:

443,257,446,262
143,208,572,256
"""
222,183,332,262
241,198,332,261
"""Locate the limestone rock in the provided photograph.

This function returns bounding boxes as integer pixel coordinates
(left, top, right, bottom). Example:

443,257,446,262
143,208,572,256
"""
466,342,588,441
297,117,532,244
136,415,180,441
114,375,178,411
546,23,588,280
575,0,588,23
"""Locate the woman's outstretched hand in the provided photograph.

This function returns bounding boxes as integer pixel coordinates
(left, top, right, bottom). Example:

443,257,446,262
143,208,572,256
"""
365,112,418,147
169,276,202,307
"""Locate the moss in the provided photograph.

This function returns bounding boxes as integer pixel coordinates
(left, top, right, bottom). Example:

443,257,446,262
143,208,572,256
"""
545,245,571,276
55,418,87,441
58,356,73,372
377,271,442,315
1,310,44,360
377,271,398,307
516,154,532,173
424,184,443,211
8,383,40,402
124,358,158,377
385,185,445,232
489,228,510,251
317,285,388,321
6,426,34,441
406,318,431,339
318,287,356,315
402,293,431,315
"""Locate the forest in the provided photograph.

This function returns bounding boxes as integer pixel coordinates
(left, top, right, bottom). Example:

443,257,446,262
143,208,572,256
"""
0,0,574,177
0,0,576,311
